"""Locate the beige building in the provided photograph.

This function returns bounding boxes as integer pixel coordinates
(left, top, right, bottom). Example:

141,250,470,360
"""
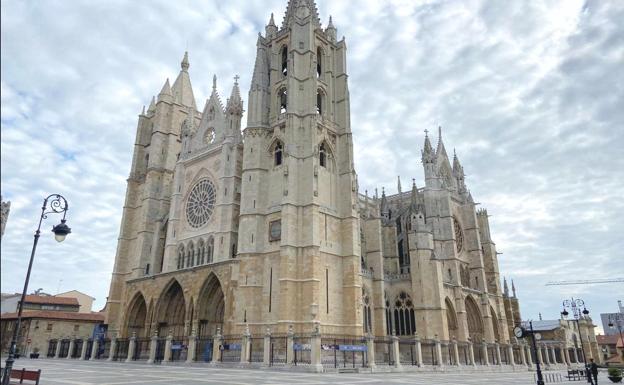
1,294,103,357
104,0,523,365
525,318,601,367
56,290,96,314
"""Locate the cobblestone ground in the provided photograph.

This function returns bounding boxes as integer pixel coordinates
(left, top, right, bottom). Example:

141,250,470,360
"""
2,359,574,385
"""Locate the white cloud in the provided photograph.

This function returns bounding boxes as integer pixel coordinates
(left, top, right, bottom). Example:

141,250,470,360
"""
1,0,623,320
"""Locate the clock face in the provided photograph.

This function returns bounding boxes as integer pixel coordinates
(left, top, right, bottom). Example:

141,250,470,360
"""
514,326,524,338
269,220,281,241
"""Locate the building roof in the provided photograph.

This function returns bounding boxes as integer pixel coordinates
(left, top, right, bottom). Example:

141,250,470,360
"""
21,295,79,306
0,310,104,322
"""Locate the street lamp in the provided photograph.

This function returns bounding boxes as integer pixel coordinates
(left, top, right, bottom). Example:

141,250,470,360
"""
1,194,71,385
561,298,591,383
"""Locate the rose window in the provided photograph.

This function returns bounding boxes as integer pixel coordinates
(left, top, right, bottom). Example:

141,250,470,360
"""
186,179,216,228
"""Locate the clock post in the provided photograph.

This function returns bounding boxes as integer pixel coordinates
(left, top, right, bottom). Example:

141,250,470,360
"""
514,322,544,385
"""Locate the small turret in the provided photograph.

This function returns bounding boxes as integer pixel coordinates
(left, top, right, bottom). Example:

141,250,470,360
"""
421,129,434,164
435,126,449,161
511,279,517,298
379,187,388,218
503,277,509,297
397,176,402,195
147,96,156,114
325,16,337,42
158,78,173,103
226,75,244,116
265,13,278,38
410,179,418,210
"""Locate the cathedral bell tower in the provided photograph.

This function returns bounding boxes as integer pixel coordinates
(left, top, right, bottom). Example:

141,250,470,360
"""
237,0,362,335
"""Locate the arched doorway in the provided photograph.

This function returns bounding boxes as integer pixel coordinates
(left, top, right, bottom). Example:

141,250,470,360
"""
156,280,186,337
445,297,458,340
196,274,225,337
465,296,484,343
126,293,147,337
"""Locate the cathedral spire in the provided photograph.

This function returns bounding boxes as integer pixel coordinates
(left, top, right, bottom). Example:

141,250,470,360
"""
325,15,337,42
266,13,278,37
503,277,509,297
421,129,434,164
512,279,517,298
436,126,448,160
172,51,197,109
282,0,321,29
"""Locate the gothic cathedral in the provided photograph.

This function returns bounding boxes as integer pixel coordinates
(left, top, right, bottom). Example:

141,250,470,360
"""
105,0,521,349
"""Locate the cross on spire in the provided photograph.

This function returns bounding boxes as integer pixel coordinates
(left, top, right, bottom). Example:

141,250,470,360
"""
234,74,240,84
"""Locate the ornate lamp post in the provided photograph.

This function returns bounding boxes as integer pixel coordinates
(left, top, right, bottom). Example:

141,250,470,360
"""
1,194,71,385
561,298,591,383
608,313,624,356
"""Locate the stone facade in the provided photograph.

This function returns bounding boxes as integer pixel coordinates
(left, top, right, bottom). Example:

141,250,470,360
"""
105,0,521,355
1,195,10,238
0,312,104,356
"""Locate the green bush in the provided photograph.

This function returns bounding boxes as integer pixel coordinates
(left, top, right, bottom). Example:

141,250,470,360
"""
609,367,623,377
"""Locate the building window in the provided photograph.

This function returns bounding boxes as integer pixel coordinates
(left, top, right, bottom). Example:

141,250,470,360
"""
279,88,287,114
319,143,327,168
145,263,150,275
281,46,288,76
317,47,322,78
269,220,282,241
363,294,372,334
274,142,283,166
47,323,53,331
392,292,416,336
316,90,323,115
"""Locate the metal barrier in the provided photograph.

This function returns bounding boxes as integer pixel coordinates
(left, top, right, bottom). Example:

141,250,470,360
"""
373,338,394,366
421,341,437,366
97,338,111,359
458,343,470,365
398,340,418,366
269,335,288,366
220,336,242,363
154,338,166,363
293,336,311,366
85,339,93,360
249,337,264,363
59,339,70,358
487,345,496,365
47,340,58,358
320,337,367,368
513,345,522,364
195,338,213,362
170,338,186,362
501,345,509,365
71,339,83,358
133,338,151,361
474,343,484,365
113,339,129,361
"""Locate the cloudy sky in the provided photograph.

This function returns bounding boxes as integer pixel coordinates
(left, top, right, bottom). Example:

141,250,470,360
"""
1,0,623,330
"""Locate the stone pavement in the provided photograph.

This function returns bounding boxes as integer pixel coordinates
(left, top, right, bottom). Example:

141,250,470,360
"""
1,359,573,385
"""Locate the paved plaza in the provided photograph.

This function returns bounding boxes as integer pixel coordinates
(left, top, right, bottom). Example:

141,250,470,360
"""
2,359,570,385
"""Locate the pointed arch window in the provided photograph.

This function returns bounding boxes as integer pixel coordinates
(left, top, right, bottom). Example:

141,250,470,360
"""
316,89,324,116
392,292,416,336
317,47,322,78
177,245,185,270
363,292,372,334
281,46,288,77
274,142,283,166
385,295,392,335
319,142,327,168
279,88,287,114
187,243,195,267
207,237,214,264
